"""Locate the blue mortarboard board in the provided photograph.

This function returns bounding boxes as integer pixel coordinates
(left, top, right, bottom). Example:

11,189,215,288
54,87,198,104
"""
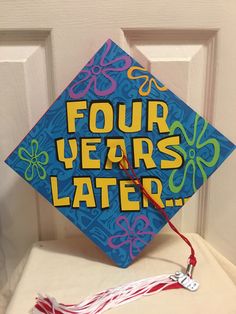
5,39,235,268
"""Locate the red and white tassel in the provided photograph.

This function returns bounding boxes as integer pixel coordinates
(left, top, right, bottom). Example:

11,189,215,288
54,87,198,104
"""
33,273,185,314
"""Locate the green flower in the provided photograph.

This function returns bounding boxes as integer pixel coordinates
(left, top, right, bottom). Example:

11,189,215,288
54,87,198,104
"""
169,114,220,193
18,139,49,181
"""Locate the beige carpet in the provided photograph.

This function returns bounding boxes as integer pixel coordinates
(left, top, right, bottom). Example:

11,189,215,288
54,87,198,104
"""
6,233,236,314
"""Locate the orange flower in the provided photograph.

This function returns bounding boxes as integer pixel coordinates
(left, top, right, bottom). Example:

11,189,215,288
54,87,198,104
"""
127,66,167,96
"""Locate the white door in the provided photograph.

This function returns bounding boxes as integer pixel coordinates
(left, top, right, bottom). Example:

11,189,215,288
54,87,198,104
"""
0,0,235,305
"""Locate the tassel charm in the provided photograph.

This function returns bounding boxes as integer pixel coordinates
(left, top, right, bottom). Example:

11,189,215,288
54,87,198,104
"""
170,271,199,292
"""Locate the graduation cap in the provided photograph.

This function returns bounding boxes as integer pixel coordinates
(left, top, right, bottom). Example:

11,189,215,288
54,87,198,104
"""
5,39,235,269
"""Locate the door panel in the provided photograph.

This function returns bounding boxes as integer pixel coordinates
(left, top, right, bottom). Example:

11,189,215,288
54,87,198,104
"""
0,31,55,296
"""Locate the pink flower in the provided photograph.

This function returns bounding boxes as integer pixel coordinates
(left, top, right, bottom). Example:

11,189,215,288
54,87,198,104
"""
69,39,132,98
108,215,155,260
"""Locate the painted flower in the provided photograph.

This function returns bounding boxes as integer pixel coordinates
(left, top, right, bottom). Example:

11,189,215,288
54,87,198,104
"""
108,215,155,260
127,66,167,96
18,139,49,181
69,39,132,98
169,114,220,193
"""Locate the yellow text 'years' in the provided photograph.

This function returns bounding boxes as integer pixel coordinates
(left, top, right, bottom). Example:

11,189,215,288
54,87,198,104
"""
55,136,183,170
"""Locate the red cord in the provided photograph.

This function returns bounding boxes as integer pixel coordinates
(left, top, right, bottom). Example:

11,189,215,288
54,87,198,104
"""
119,153,197,268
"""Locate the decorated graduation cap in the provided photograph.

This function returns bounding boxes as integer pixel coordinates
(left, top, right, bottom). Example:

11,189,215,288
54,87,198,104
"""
6,39,236,314
5,39,235,273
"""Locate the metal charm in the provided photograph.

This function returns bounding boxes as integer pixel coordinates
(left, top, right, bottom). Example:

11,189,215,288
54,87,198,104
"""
170,271,199,292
